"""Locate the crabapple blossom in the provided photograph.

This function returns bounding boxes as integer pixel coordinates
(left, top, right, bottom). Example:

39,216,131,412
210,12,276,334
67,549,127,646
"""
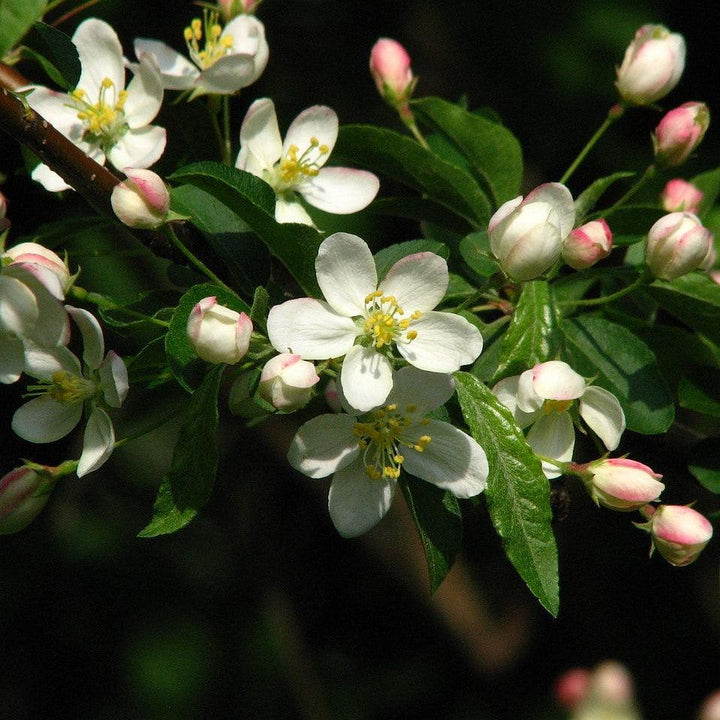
259,353,320,412
11,306,129,478
111,168,170,229
267,233,483,412
236,99,379,225
645,211,713,281
653,102,710,167
134,11,268,97
562,219,613,270
288,367,488,537
0,466,54,535
492,360,626,478
615,25,685,106
488,182,575,281
639,504,713,566
370,38,416,106
661,178,704,213
186,297,253,365
2,242,71,300
25,19,166,192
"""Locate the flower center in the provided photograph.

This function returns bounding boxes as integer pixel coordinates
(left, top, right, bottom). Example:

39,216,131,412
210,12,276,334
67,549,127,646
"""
274,138,329,190
25,371,97,405
184,11,234,70
69,78,128,144
362,290,421,349
542,398,573,415
353,403,432,481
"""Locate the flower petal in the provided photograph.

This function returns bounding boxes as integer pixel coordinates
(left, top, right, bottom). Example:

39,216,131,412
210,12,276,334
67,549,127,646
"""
379,252,449,312
516,367,543,413
222,14,269,85
31,163,73,193
297,167,379,214
0,334,24,384
12,396,82,443
198,54,257,94
283,106,338,161
77,407,115,477
491,375,539,428
274,196,315,225
74,19,125,99
579,385,626,451
124,53,163,128
396,311,483,372
531,360,586,401
66,306,104,369
25,87,82,141
0,275,38,336
525,412,575,479
24,343,81,380
236,98,283,175
340,345,393,413
107,125,166,171
267,298,358,359
386,366,455,416
328,461,396,537
288,413,360,478
99,351,129,408
403,420,488,498
134,38,198,90
315,233,377,317
524,182,576,239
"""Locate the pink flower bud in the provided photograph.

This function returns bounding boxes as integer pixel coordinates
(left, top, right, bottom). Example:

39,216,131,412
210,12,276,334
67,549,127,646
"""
699,690,720,720
661,179,704,213
186,296,253,365
643,504,714,566
590,661,636,707
554,668,591,709
616,25,685,105
2,242,71,300
324,379,342,413
653,102,710,167
0,191,7,219
370,38,416,105
218,0,260,19
645,211,713,280
0,466,53,534
111,169,170,229
579,457,664,511
562,219,613,270
259,353,320,412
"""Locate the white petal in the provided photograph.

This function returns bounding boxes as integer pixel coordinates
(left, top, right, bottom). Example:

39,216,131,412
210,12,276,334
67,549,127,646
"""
0,334,24,384
340,345,393,413
31,163,73,193
25,87,82,141
236,98,282,174
0,275,38,336
516,367,543,413
403,420,488,498
274,196,315,225
328,462,396,537
531,360,586,401
297,167,379,214
74,19,125,99
379,252,448,312
488,195,523,234
77,407,115,477
66,306,104,369
134,38,198,90
491,375,538,429
524,182,576,239
315,233,377,317
24,343,81,380
124,53,163,128
99,351,129,408
525,412,575,479
12,396,82,443
221,15,268,85
197,54,257,94
288,413,360,478
396,311,483,372
579,385,626,451
107,125,166,171
386,366,455,416
267,298,358,359
283,106,338,161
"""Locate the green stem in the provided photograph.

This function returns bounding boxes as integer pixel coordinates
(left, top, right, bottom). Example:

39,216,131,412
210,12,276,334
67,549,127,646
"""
556,271,649,309
535,454,569,473
222,95,233,165
559,104,625,185
68,286,170,327
601,164,656,216
207,95,229,164
399,104,429,150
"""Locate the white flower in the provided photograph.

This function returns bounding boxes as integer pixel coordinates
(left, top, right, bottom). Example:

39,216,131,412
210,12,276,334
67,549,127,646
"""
12,306,129,477
26,18,166,192
134,12,268,97
492,360,625,478
288,367,488,537
236,98,380,225
267,233,484,412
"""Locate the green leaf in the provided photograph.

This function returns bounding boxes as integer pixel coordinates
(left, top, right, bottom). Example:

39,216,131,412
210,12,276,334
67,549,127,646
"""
0,0,46,58
679,367,720,417
335,125,491,226
470,316,511,382
374,238,449,280
368,196,471,235
688,439,720,494
562,315,674,434
459,231,501,278
23,21,80,90
692,167,720,219
400,475,462,593
604,205,665,236
574,171,635,221
411,97,523,205
492,280,562,384
249,285,270,333
138,365,224,537
169,162,323,297
454,372,559,616
165,283,250,393
127,337,174,388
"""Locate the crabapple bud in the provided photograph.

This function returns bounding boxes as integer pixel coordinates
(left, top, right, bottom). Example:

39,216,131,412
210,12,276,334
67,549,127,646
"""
554,668,591,709
646,504,713,566
218,0,260,19
187,297,253,365
698,690,720,720
562,219,613,270
661,179,704,213
2,242,71,299
579,457,664,511
645,212,713,280
259,353,319,412
370,38,416,105
0,466,53,535
653,102,709,167
111,169,170,229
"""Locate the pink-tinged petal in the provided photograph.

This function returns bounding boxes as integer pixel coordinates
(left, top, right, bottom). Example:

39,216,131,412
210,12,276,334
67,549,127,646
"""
532,360,586,400
340,345,393,413
523,182,575,238
280,356,320,389
66,306,104,369
0,335,24,384
386,366,454,417
396,311,483,372
31,163,73,193
315,233,377,316
0,275,38,336
492,375,539,429
12,396,82,443
77,407,115,477
274,196,314,225
107,125,166,171
526,412,575,479
197,53,257,94
124,53,164,128
288,413,360,478
516,367,543,413
236,98,283,174
488,195,523,234
298,167,379,214
379,252,448,312
134,38,198,90
267,298,358,359
24,87,82,141
24,344,81,380
579,385,626,451
403,420,488,498
328,461,396,537
283,106,338,162
5,262,65,301
99,351,129,407
74,19,125,99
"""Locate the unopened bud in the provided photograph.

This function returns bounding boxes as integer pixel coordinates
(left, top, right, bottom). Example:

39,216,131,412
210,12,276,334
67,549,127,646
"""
578,457,664,511
642,504,713,566
0,466,54,534
645,211,713,280
698,690,720,720
2,241,71,300
218,0,261,20
370,38,416,106
259,353,319,412
562,219,613,270
653,102,710,167
661,179,704,213
111,169,170,229
554,668,591,709
186,296,253,365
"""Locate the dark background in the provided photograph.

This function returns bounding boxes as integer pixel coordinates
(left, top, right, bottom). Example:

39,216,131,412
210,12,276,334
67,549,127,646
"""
1,1,719,718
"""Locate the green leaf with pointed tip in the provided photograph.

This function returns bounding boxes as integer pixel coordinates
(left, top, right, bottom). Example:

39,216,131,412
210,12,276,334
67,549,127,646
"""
455,372,559,616
23,21,80,89
138,364,224,537
689,438,720,494
0,0,46,58
574,171,635,221
400,475,462,594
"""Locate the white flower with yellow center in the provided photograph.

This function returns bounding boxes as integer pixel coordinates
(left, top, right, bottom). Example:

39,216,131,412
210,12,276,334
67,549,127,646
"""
289,367,488,537
236,98,380,225
134,11,268,97
25,18,166,193
12,306,129,478
267,233,484,412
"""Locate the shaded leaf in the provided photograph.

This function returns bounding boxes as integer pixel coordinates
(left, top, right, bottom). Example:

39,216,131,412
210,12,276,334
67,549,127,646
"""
679,367,720,417
374,238,449,281
574,171,635,221
459,231,501,278
688,439,720,494
0,0,46,58
23,21,80,89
